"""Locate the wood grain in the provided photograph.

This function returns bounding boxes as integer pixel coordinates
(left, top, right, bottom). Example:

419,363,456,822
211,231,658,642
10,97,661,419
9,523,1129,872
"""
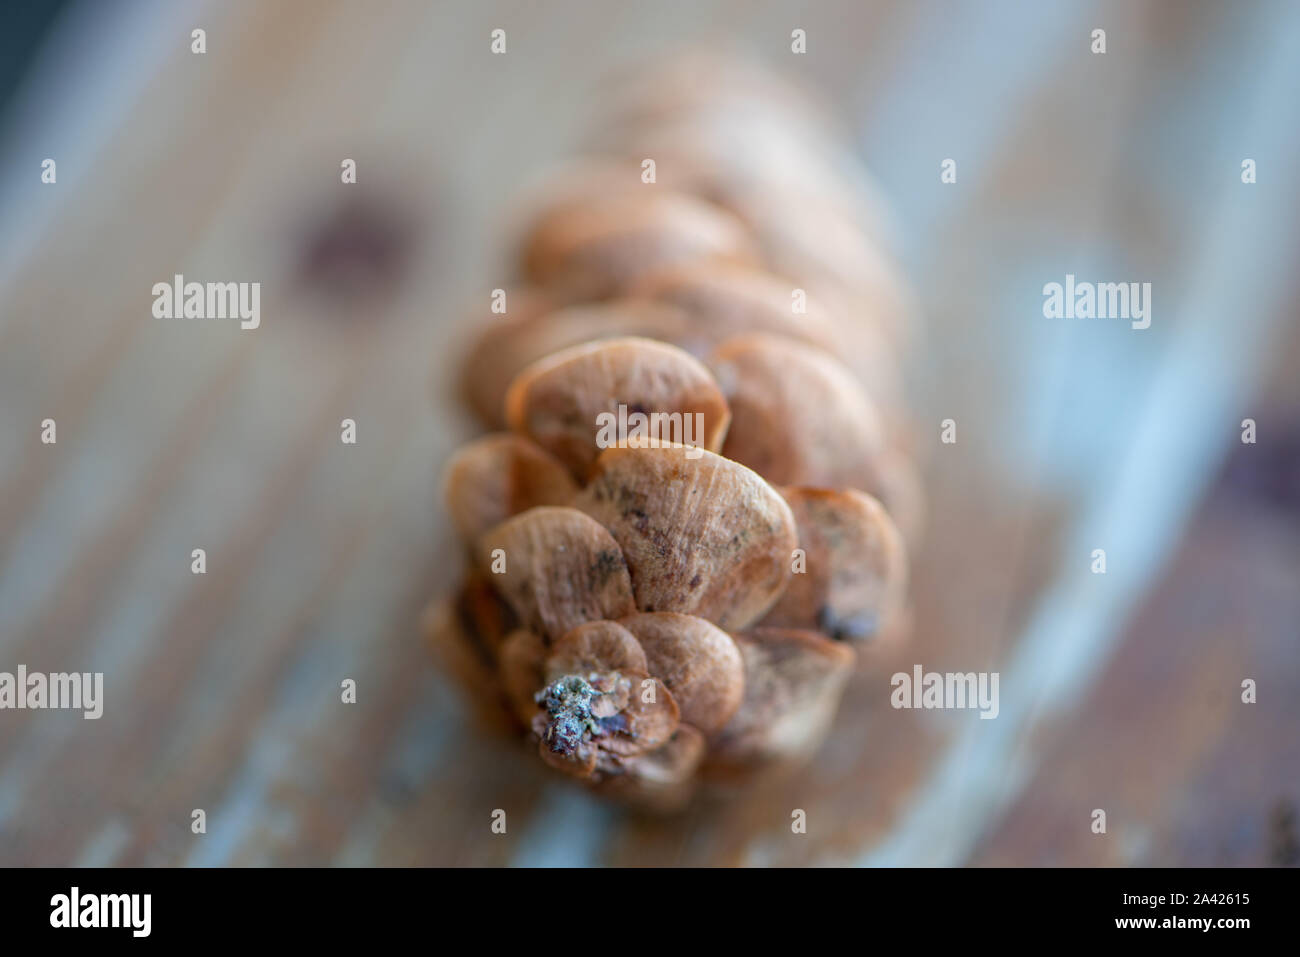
0,0,1296,866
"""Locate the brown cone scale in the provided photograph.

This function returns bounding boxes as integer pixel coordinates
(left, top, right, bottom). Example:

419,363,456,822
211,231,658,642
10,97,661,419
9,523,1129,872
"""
430,56,922,809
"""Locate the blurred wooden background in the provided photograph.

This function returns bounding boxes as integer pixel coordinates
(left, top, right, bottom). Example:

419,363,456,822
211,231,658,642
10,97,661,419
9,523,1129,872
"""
0,0,1296,866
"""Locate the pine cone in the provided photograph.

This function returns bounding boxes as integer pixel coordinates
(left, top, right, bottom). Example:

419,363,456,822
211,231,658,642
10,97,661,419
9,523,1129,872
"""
428,56,920,810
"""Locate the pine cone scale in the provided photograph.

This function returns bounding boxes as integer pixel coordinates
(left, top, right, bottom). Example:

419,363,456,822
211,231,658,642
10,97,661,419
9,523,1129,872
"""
430,56,921,808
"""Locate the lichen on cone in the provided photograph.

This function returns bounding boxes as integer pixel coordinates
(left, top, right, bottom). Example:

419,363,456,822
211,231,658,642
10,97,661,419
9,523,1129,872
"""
428,55,921,810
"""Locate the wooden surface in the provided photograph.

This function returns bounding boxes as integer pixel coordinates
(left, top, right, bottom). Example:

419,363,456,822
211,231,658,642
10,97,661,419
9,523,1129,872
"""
0,0,1296,866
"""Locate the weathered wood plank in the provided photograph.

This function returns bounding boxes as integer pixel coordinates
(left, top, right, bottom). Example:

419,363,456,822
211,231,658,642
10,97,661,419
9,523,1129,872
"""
1,0,1296,867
